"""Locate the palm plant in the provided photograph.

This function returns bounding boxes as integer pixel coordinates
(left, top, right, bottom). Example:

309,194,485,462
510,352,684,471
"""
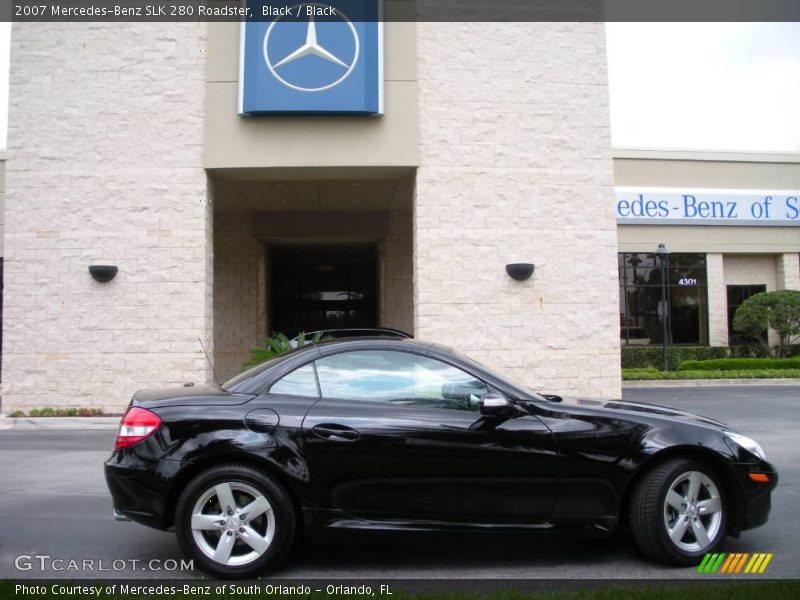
242,331,325,369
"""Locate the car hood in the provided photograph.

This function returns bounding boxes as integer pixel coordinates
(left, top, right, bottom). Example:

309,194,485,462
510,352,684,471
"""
539,395,734,431
132,384,255,408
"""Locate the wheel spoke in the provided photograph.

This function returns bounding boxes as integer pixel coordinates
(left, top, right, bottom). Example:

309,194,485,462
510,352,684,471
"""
215,483,237,513
213,532,236,563
687,472,702,502
240,525,270,555
669,518,690,543
666,490,684,511
697,496,721,515
692,519,710,547
240,495,272,521
191,513,224,531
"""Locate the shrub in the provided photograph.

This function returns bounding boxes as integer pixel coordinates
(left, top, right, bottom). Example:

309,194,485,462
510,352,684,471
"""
732,290,800,357
728,344,771,358
623,368,800,380
621,346,729,370
243,331,326,369
621,347,662,369
9,410,25,418
679,356,800,371
14,407,104,417
622,343,796,371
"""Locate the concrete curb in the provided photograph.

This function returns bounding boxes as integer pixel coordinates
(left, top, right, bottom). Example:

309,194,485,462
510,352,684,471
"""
623,378,800,388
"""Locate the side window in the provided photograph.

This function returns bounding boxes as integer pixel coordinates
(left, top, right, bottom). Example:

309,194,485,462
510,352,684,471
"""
315,350,489,411
269,364,318,397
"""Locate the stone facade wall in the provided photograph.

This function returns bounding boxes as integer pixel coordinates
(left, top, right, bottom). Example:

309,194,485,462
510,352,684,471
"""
0,161,5,256
213,213,264,382
2,23,210,413
380,211,414,335
414,23,621,398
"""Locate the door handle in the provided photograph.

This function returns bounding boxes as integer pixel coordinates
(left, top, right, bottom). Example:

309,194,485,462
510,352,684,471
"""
311,423,360,442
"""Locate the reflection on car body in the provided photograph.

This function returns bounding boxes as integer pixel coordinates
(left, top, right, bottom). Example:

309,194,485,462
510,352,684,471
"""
106,337,777,578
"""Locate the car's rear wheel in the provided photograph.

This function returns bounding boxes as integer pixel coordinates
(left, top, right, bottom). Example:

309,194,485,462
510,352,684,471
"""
175,464,295,578
629,458,727,565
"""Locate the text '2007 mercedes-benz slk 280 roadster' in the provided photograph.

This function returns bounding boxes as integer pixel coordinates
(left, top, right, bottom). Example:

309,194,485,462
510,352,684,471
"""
105,337,777,578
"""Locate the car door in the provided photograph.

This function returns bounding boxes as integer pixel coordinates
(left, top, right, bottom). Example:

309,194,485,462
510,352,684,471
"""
301,349,559,525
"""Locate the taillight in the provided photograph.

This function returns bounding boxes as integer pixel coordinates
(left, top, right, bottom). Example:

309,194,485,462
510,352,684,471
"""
115,407,161,449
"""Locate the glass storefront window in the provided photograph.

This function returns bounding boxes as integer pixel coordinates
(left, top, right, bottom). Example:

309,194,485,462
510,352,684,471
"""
619,252,709,346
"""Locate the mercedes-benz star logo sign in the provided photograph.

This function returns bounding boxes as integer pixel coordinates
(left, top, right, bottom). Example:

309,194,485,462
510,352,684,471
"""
263,4,360,93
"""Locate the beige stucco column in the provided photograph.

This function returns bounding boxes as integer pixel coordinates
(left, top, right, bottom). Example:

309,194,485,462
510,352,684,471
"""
777,253,800,290
706,253,728,346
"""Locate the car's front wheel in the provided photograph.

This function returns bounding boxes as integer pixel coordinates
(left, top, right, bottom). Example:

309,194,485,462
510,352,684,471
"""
175,464,295,578
629,458,727,565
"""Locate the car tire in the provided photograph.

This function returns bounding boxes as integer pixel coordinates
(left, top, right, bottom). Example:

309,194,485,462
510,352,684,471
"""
175,463,296,578
629,458,727,566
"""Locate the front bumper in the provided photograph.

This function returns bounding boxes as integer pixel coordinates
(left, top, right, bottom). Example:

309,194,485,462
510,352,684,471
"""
730,461,778,534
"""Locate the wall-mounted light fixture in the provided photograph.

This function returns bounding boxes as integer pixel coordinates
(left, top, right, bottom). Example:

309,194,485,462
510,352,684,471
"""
505,263,535,281
89,265,118,283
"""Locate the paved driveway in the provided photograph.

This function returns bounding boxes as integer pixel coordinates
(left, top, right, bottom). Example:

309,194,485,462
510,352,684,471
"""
0,385,797,581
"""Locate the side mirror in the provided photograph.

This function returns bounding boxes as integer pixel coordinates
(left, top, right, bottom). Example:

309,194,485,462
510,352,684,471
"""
480,393,513,417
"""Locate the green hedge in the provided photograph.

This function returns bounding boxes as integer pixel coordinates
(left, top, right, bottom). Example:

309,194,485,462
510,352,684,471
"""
11,407,104,417
623,368,800,380
622,346,731,370
619,344,800,371
679,356,800,371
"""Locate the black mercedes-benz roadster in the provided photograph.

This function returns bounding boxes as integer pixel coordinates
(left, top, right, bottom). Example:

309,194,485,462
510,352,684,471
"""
105,338,777,578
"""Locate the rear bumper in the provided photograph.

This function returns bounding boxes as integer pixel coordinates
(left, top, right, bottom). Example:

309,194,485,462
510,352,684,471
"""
105,451,175,530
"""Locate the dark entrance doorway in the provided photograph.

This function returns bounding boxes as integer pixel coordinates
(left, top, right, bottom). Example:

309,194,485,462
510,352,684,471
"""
269,245,378,335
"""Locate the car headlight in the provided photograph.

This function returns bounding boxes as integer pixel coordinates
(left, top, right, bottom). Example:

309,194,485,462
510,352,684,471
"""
725,432,767,461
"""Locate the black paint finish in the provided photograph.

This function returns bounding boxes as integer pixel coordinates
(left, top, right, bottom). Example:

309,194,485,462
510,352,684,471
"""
105,338,777,544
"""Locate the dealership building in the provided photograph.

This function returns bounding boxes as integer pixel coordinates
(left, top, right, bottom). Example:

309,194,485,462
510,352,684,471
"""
0,14,798,413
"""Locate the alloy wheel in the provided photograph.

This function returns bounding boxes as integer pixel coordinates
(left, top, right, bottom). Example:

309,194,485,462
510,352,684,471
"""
663,470,723,553
190,481,275,566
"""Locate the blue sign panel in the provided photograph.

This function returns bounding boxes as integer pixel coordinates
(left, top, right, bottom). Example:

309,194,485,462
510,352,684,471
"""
239,2,383,115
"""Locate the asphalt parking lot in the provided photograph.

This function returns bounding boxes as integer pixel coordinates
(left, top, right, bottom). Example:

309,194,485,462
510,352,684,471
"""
1,384,797,582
